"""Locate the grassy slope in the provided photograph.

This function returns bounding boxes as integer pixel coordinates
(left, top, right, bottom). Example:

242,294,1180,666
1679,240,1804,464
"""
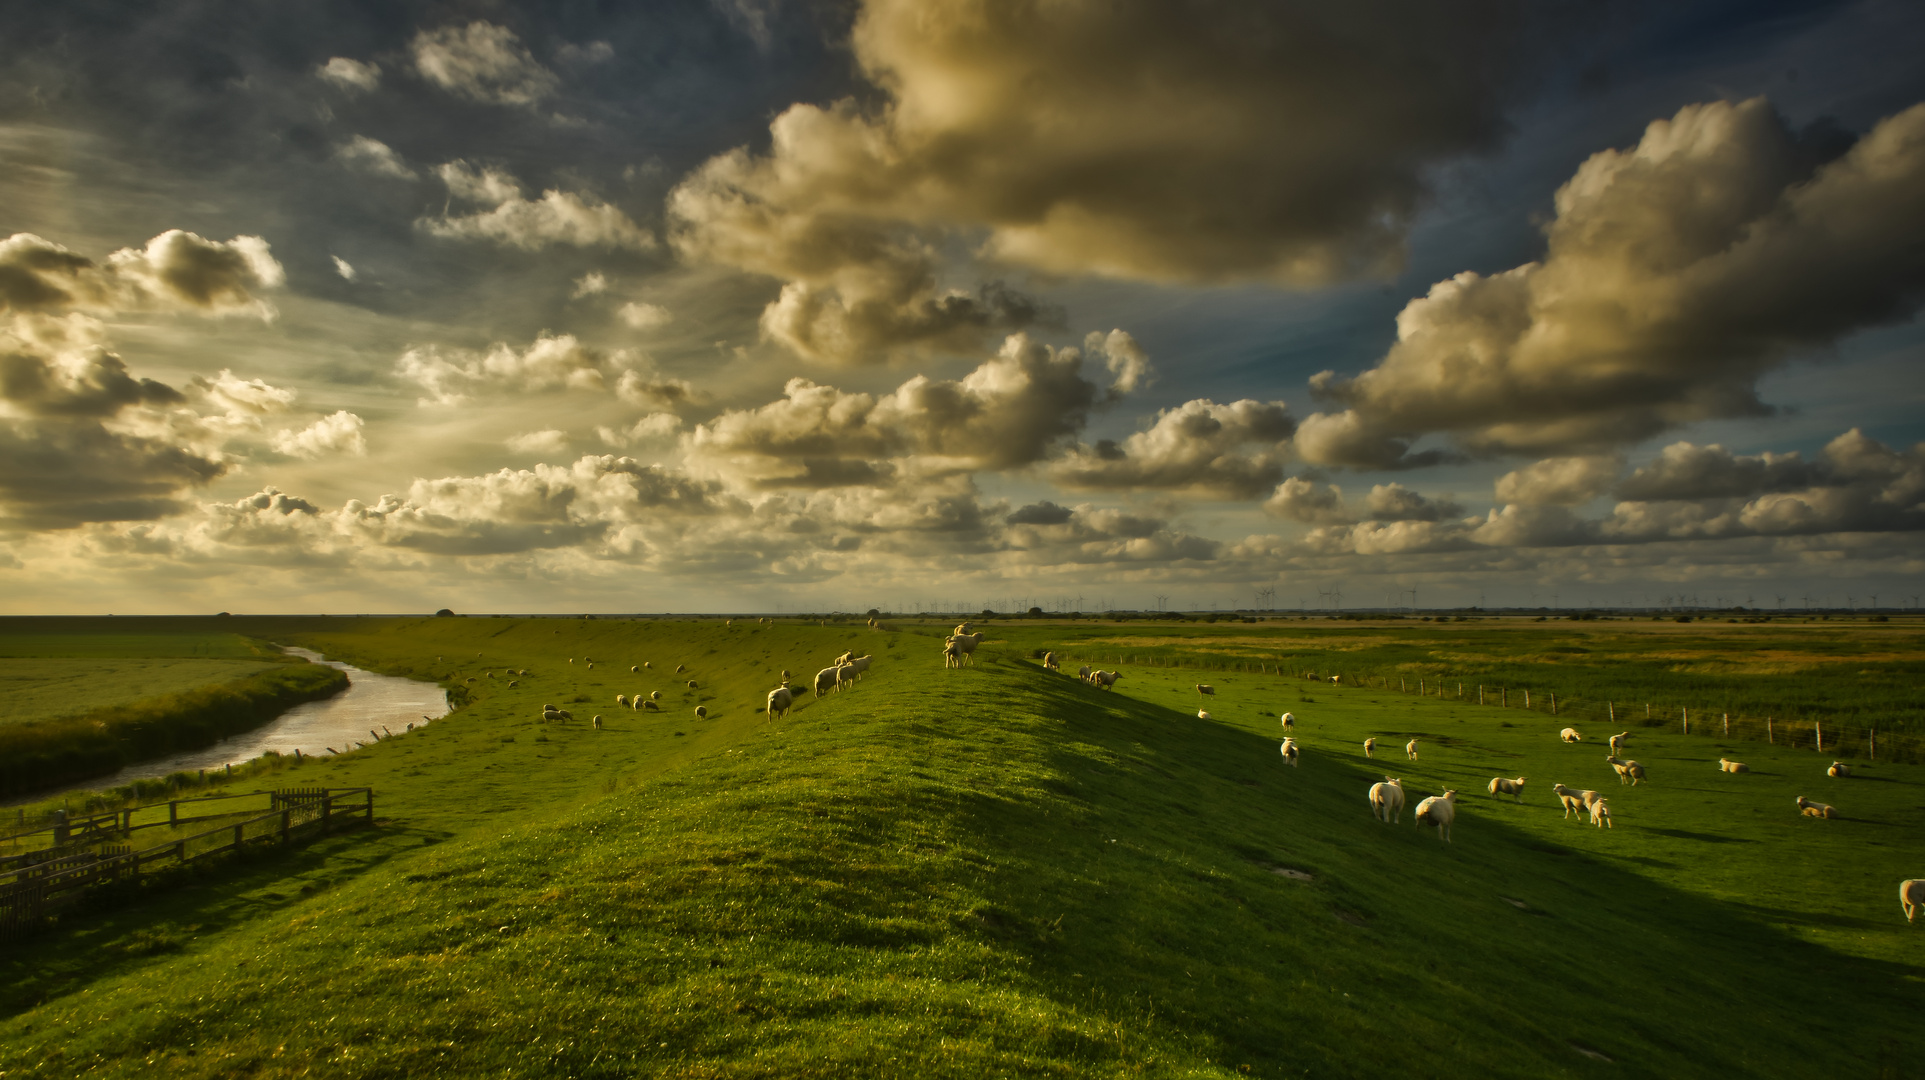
0,618,1919,1079
0,659,279,728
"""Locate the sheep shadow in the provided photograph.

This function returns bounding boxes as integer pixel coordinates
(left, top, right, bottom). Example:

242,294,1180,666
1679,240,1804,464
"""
1640,826,1758,844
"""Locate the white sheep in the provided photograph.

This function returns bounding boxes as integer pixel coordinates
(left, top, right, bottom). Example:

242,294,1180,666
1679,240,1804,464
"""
1605,756,1646,785
1901,879,1924,924
642,700,660,711
1405,737,1419,760
1198,709,1213,720
1589,798,1613,829
1077,664,1092,682
1488,776,1527,802
947,633,983,665
1608,731,1631,754
954,622,973,637
1329,675,1341,684
675,664,686,674
1279,737,1298,766
1042,652,1060,671
943,641,962,668
650,690,662,702
781,669,792,682
1369,777,1405,824
593,714,604,730
845,655,873,680
694,706,708,718
1093,670,1121,691
814,666,844,696
1828,761,1852,778
631,665,639,673
767,686,794,720
1414,790,1459,842
1553,783,1601,820
1363,737,1376,758
616,694,629,707
1560,728,1582,743
1797,795,1838,819
1718,758,1749,773
1280,712,1295,730
687,679,699,689
834,651,854,666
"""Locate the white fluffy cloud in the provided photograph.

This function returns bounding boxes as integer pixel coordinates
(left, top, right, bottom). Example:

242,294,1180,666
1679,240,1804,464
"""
317,57,380,92
1299,99,1925,465
1,231,284,320
336,136,417,180
411,22,558,106
617,301,673,330
271,411,367,459
396,332,662,406
1049,397,1293,499
505,429,570,456
421,163,653,251
1494,455,1623,505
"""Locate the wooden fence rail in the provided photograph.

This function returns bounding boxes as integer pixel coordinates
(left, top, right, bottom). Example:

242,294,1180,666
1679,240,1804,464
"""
0,787,373,941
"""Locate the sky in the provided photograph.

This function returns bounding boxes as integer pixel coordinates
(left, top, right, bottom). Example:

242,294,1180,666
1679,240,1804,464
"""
1,0,1923,615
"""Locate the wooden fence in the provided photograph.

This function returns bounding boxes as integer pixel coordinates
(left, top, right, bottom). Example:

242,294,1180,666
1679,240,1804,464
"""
0,787,373,941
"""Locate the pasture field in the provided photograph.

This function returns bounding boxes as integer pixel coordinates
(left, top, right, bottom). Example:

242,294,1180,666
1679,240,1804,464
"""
0,616,1920,1079
0,659,281,729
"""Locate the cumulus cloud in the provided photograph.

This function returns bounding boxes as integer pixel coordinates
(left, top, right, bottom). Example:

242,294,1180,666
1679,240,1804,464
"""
421,163,653,251
336,135,417,180
271,411,367,459
669,0,1557,362
1495,455,1622,505
613,370,697,412
397,332,660,406
1049,398,1293,499
1263,477,1350,524
411,22,559,106
617,301,672,330
1614,441,1811,501
685,331,1117,489
1365,483,1462,521
506,429,570,456
597,413,681,449
317,57,380,92
1300,99,1925,465
1,231,284,320
572,271,608,298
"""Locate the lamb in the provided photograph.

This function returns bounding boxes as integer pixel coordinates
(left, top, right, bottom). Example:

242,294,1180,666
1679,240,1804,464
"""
1281,712,1295,730
947,633,983,665
1828,761,1852,778
1902,879,1924,924
593,715,604,730
1609,731,1631,754
1196,684,1215,699
694,706,708,718
1405,738,1420,760
1413,790,1459,842
1363,737,1377,758
1796,795,1838,819
1042,652,1060,672
767,686,794,720
1198,709,1213,721
943,641,962,668
1605,756,1646,785
1553,783,1601,820
1560,728,1583,743
1280,738,1299,767
1718,758,1750,773
834,651,854,666
1488,776,1527,802
1589,798,1613,829
814,666,844,696
1093,670,1121,691
1369,777,1405,824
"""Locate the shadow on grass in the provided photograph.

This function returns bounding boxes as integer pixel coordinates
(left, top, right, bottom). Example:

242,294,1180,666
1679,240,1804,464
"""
952,653,1923,1078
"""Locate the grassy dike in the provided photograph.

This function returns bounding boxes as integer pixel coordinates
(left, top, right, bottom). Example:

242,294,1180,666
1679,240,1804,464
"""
0,617,1919,1078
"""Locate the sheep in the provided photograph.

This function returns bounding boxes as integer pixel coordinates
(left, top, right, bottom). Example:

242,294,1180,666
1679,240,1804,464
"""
836,665,860,692
649,690,662,702
1363,737,1377,758
695,706,708,719
1488,776,1527,802
1560,728,1583,743
1796,795,1838,819
1405,737,1420,760
687,680,699,689
642,700,660,711
1280,738,1299,767
1609,731,1631,754
947,633,983,665
1589,798,1613,829
593,714,604,730
954,622,972,636
1042,652,1059,672
1718,758,1750,773
834,651,854,666
675,664,686,674
845,655,873,680
814,666,843,696
1329,675,1341,684
1077,665,1092,682
943,641,962,668
1198,709,1213,721
587,663,594,670
1280,712,1295,730
1553,783,1601,820
766,686,794,720
1901,879,1925,924
1413,790,1459,842
1196,684,1215,699
631,665,639,673
1369,777,1405,823
1093,670,1121,691
781,669,792,681
543,703,558,712
1828,761,1852,779
616,694,629,707
508,680,519,688
1605,756,1646,785
645,662,652,669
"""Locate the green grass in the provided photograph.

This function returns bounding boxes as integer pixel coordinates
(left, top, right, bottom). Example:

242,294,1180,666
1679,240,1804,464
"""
0,659,280,728
0,617,1920,1078
0,630,271,659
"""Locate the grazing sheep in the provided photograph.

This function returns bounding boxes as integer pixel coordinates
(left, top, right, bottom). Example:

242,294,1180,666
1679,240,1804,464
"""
1369,777,1406,823
1797,795,1838,819
1609,731,1631,754
642,700,660,711
645,662,652,669
1718,758,1750,773
1093,670,1121,691
1414,791,1459,842
1198,709,1213,720
1560,728,1583,743
1329,675,1341,684
543,703,558,711
1196,684,1215,699
687,680,699,689
694,706,708,719
587,663,594,670
1281,738,1299,767
846,655,874,680
814,666,843,696
1363,737,1377,758
943,641,962,668
1042,652,1060,671
1405,738,1420,760
1590,798,1613,829
767,686,794,720
593,715,604,730
1553,783,1601,820
1901,880,1924,924
1488,776,1527,802
631,665,638,673
1281,712,1295,730
1077,665,1092,682
616,694,629,707
508,680,519,688
1828,761,1852,778
836,665,860,692
649,691,662,702
675,664,686,674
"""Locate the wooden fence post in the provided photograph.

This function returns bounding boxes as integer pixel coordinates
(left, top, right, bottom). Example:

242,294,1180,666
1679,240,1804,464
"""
1816,722,1823,753
168,801,178,826
1723,713,1729,736
1870,729,1876,760
1768,718,1774,744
